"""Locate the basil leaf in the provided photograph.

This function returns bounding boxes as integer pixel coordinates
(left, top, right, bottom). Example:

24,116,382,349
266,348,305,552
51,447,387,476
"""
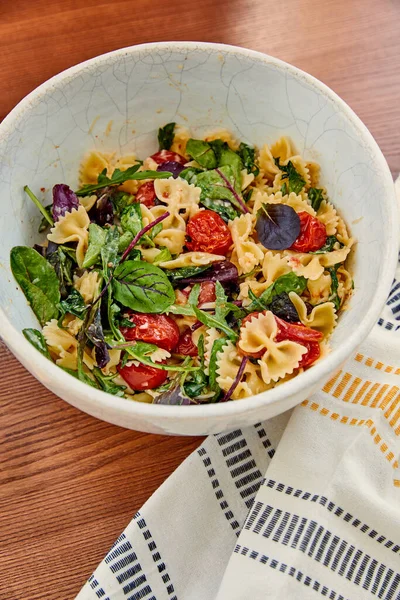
23,328,51,359
308,187,324,211
46,243,74,299
166,264,212,282
256,203,301,250
209,337,228,392
200,197,240,222
269,292,299,322
275,158,305,194
83,223,107,268
246,272,307,312
238,142,259,176
58,289,87,321
10,246,60,326
158,122,176,150
311,235,340,254
92,367,126,396
87,308,110,368
76,167,171,197
113,260,175,313
186,139,217,169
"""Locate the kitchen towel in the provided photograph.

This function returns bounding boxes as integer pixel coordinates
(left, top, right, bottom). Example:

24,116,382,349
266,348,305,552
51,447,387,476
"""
76,189,400,600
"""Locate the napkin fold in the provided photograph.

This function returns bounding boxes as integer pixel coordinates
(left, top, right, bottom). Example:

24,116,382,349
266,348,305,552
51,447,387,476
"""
77,198,400,600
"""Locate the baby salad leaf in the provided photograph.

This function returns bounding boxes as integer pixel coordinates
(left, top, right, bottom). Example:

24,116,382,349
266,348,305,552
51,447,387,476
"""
217,146,243,193
92,367,126,396
87,308,110,368
256,203,301,250
158,122,176,151
75,166,172,196
46,242,74,299
311,235,341,254
269,292,299,322
166,264,212,282
91,190,114,226
10,246,60,326
152,247,172,266
38,205,53,232
58,289,87,321
246,272,307,312
275,158,305,194
101,227,120,278
111,191,134,216
24,186,54,228
192,282,238,341
186,139,217,169
83,223,107,268
209,337,228,393
154,381,191,405
113,260,175,313
176,260,238,286
328,266,341,310
200,197,240,222
52,184,79,221
238,142,259,176
120,203,153,247
179,166,203,185
122,341,198,372
196,165,246,213
308,187,324,212
22,328,51,359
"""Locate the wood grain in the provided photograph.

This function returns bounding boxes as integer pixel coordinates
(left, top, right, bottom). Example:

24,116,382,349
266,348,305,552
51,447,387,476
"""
0,1,399,598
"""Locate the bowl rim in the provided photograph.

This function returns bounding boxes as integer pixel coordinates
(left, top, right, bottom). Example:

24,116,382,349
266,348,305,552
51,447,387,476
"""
0,40,398,422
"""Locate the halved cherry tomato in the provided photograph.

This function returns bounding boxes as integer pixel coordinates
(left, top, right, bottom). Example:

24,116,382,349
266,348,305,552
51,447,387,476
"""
290,212,327,253
198,281,216,305
175,328,198,356
117,361,167,390
150,150,187,165
275,316,323,343
297,341,321,368
120,313,180,352
136,181,156,207
186,210,232,255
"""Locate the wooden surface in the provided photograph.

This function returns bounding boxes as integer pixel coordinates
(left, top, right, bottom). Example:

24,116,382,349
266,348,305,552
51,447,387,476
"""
1,1,400,598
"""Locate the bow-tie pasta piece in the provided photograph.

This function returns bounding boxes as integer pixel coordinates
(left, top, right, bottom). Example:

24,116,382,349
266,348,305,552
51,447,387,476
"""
204,327,223,374
238,311,307,384
159,252,225,269
289,292,337,338
307,272,333,304
80,151,116,185
43,319,93,370
73,271,101,304
216,341,271,399
229,214,264,275
47,205,90,267
317,199,339,235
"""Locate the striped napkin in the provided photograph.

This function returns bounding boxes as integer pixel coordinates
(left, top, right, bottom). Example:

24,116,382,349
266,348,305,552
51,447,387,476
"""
76,186,400,600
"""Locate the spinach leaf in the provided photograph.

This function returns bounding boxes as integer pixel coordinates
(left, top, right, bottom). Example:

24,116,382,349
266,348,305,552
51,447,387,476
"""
238,142,259,176
311,235,340,254
76,167,172,197
166,264,212,282
208,337,228,392
186,139,217,169
10,246,60,326
92,367,126,396
152,247,172,265
38,205,53,232
179,166,203,185
308,187,324,211
113,260,175,313
58,289,87,323
183,367,207,398
246,272,308,312
83,223,107,268
196,166,245,212
22,328,51,359
87,308,110,368
46,243,74,299
218,146,243,193
328,266,341,310
200,197,240,222
158,122,176,150
256,203,301,250
275,158,305,194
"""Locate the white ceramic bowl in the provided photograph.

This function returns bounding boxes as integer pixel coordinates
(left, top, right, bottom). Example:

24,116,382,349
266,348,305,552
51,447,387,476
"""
0,42,397,435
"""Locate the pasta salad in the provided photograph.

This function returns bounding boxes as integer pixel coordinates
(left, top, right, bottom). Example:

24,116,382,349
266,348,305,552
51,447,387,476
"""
10,124,353,404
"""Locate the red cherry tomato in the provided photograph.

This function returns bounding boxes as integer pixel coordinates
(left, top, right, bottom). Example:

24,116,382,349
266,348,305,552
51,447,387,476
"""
117,361,167,391
136,181,156,207
186,210,232,255
120,313,180,352
175,328,198,356
275,316,323,343
290,212,327,253
198,281,216,305
297,341,321,368
150,150,187,165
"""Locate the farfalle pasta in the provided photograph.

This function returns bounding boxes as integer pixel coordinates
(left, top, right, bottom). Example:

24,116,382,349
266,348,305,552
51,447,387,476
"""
12,124,353,404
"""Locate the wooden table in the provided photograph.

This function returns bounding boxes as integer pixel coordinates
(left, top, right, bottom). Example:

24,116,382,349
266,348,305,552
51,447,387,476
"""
1,1,399,598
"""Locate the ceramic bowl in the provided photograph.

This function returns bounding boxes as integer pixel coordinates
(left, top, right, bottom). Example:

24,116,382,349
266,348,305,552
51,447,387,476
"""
0,42,397,435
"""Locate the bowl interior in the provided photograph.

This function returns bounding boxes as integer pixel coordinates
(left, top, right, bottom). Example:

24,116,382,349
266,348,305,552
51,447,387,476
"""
0,43,396,434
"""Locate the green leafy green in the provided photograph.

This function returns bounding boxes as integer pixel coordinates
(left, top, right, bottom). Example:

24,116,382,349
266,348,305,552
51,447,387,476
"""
308,187,324,211
328,266,341,310
38,205,53,232
184,369,207,398
158,122,176,150
76,305,100,388
192,282,238,341
117,231,133,254
200,197,240,222
152,247,173,265
188,283,201,306
186,139,217,169
101,227,120,278
58,289,87,324
24,186,54,227
46,244,74,299
208,337,228,392
113,260,175,313
238,142,259,176
217,146,243,193
23,328,51,359
179,166,203,185
196,165,244,212
10,246,60,326
246,272,307,312
311,236,340,254
123,341,198,372
112,191,134,216
165,264,212,282
92,367,126,396
76,167,171,197
275,158,305,194
108,294,124,342
120,203,154,247
83,223,107,268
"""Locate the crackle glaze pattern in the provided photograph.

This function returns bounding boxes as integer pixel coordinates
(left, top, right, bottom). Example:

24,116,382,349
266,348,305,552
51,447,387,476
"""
0,43,397,435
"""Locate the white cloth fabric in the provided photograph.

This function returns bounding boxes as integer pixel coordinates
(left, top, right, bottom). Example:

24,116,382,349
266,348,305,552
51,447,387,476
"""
77,215,400,600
